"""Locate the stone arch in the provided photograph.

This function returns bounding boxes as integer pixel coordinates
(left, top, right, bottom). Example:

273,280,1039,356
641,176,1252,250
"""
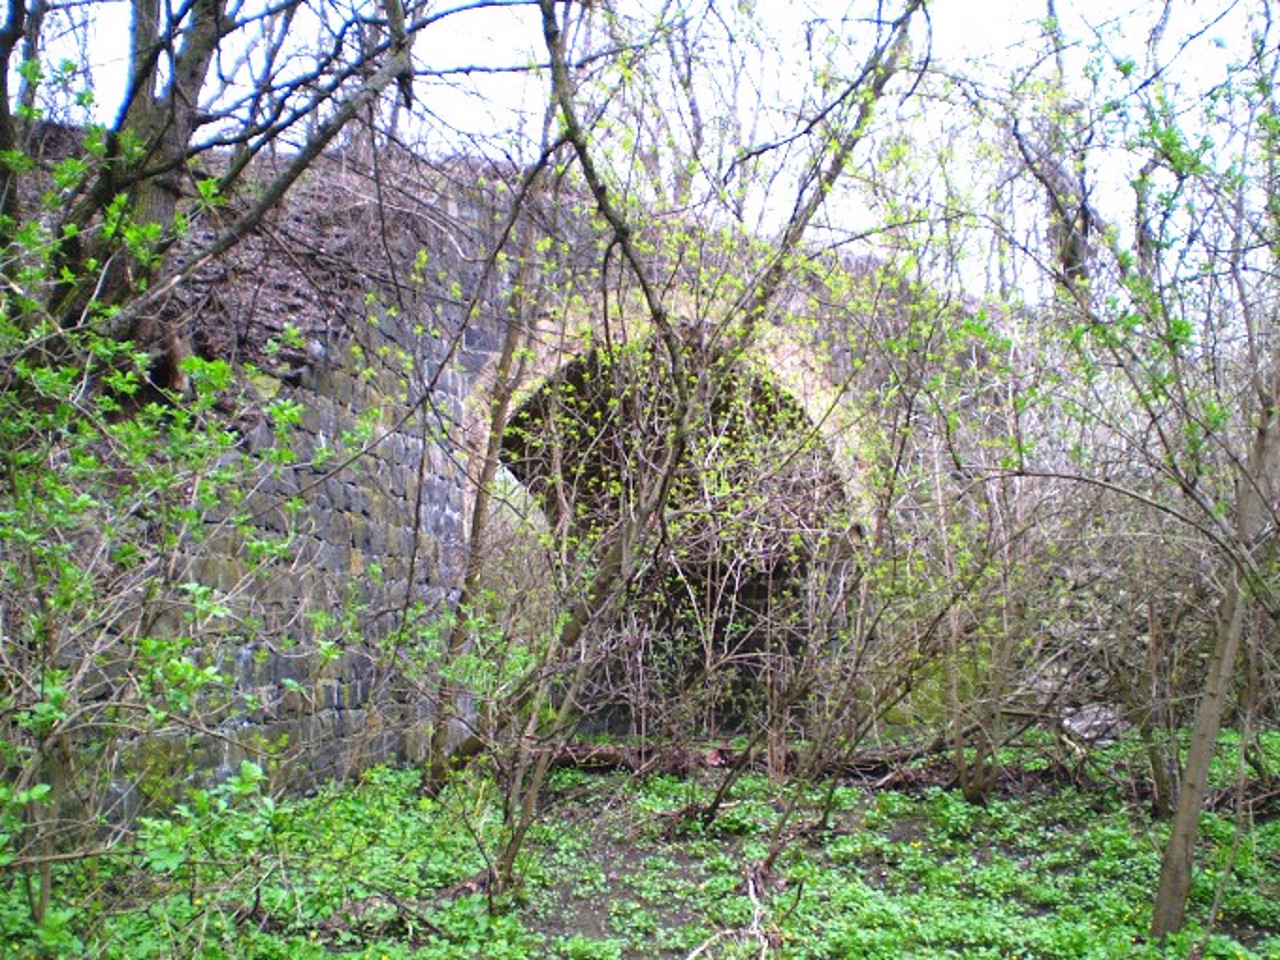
498,331,859,732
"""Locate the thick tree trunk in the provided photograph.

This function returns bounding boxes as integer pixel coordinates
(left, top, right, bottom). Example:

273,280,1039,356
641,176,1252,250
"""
110,0,226,385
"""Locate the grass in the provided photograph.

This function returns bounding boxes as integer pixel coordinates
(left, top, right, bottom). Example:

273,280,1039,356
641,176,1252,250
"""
4,737,1278,959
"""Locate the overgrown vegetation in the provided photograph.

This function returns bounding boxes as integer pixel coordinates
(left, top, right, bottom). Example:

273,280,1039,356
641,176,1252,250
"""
2,0,1280,954
5,738,1275,958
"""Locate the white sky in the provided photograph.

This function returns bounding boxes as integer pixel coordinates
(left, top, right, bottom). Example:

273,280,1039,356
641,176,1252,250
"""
67,0,1258,285
73,1,1250,135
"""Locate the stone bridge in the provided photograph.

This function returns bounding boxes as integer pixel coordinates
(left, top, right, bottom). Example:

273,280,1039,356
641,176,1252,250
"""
163,150,887,789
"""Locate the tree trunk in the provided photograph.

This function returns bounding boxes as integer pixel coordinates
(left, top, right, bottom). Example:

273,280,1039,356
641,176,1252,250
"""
0,0,25,243
425,229,537,794
1151,372,1280,937
1150,573,1246,936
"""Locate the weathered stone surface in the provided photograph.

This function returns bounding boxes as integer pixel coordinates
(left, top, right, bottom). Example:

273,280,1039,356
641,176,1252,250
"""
132,158,578,797
180,312,472,791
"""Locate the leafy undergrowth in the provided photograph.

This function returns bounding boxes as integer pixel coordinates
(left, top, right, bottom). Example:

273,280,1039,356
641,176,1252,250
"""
7,743,1279,959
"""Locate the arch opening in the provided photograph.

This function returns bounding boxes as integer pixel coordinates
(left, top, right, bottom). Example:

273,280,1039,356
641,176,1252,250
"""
499,336,858,737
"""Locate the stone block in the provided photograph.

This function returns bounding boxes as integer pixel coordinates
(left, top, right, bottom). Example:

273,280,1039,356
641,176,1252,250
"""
271,651,315,685
347,514,370,550
312,541,342,573
320,477,346,512
242,419,275,454
280,689,306,717
363,488,388,521
316,680,339,711
367,520,389,556
251,685,278,722
389,526,415,557
194,554,245,593
292,430,316,462
348,486,369,516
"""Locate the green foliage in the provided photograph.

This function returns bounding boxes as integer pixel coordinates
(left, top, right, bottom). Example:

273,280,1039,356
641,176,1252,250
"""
6,741,1275,958
7,767,535,958
0,312,304,938
0,129,312,948
554,933,626,959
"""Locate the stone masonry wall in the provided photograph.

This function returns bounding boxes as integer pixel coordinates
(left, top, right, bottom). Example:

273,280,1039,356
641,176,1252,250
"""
186,327,469,789
161,153,517,790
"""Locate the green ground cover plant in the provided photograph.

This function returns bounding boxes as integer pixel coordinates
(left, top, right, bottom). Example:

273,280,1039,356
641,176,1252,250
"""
7,737,1275,959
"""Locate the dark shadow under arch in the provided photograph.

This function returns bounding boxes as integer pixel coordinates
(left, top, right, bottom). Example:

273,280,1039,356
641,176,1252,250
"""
499,336,857,734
